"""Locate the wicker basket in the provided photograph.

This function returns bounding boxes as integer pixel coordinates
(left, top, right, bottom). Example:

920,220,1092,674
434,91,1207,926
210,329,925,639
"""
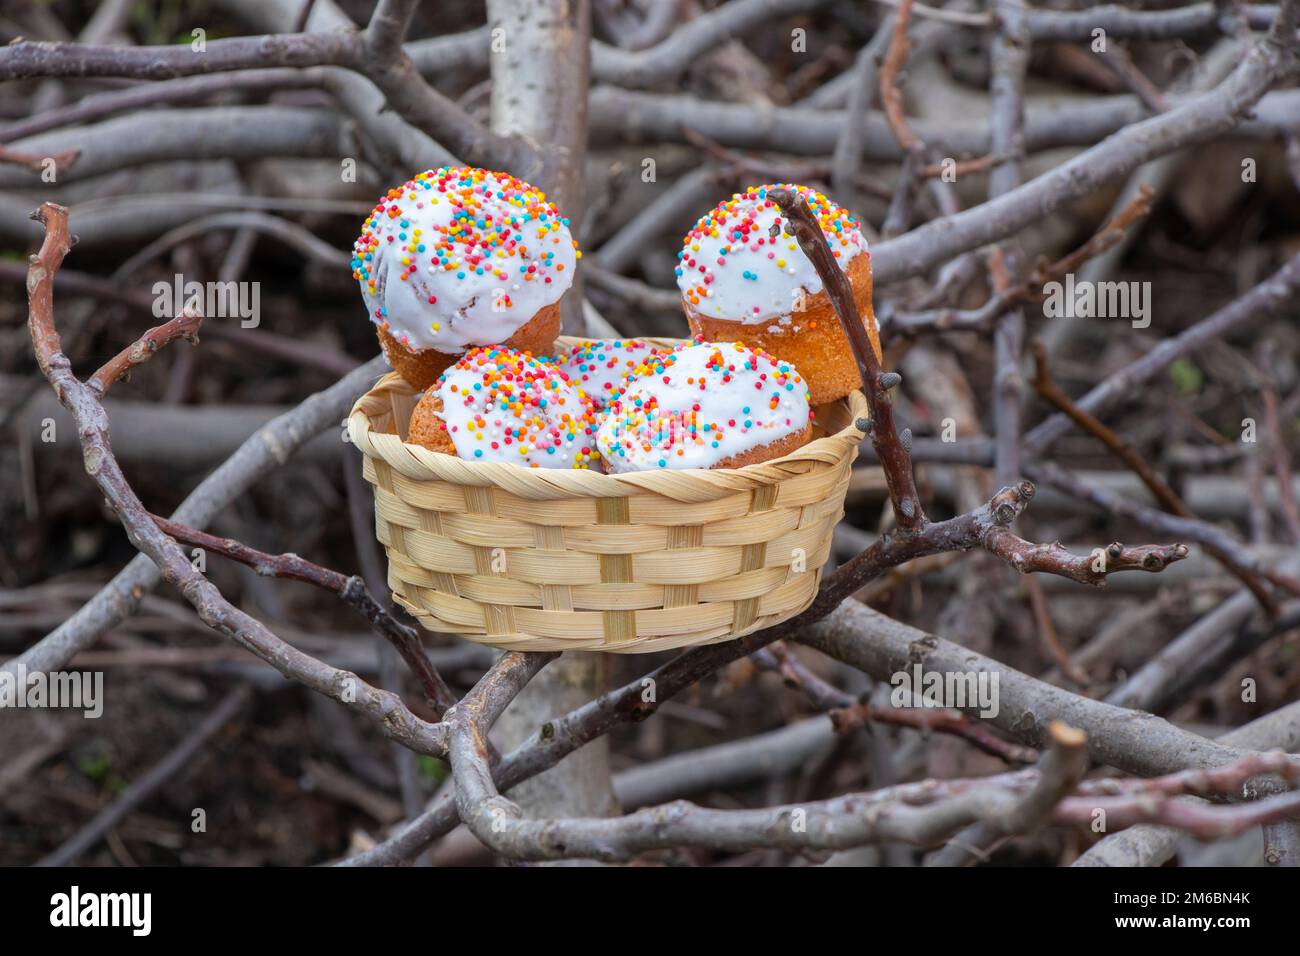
347,337,867,653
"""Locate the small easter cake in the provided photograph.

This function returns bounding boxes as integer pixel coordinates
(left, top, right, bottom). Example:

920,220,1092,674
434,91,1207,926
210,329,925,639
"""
406,347,601,470
676,183,879,405
353,166,579,390
596,339,812,473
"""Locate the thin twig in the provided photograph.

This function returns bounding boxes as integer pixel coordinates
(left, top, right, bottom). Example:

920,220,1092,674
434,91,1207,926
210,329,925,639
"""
769,186,922,529
1031,338,1279,612
887,186,1155,335
1094,43,1171,113
23,202,448,758
1030,339,1185,515
87,304,203,398
0,143,79,174
919,152,1004,179
150,514,456,717
879,0,921,152
1024,576,1089,685
753,643,1039,763
1257,357,1300,544
1026,254,1300,454
984,531,1188,585
928,721,1089,866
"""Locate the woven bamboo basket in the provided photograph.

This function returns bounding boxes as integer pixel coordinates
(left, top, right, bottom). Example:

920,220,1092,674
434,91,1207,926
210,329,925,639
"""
347,337,867,653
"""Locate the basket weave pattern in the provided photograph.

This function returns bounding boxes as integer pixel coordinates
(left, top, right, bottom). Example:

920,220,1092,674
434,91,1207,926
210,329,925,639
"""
348,339,867,652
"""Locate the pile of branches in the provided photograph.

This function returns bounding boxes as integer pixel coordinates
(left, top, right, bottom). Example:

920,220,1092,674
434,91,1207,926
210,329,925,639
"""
2,0,1299,867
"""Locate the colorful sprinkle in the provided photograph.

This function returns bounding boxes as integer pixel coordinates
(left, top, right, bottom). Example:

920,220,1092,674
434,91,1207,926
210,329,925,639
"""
556,339,670,411
433,347,601,470
352,167,580,355
676,183,867,325
596,339,812,473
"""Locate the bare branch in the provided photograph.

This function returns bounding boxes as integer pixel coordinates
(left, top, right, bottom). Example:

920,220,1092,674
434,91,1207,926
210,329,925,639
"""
754,643,1040,763
0,31,358,79
364,0,419,62
87,304,203,398
1028,459,1300,599
0,143,79,175
149,515,457,717
928,721,1088,866
591,0,833,86
871,6,1300,283
1030,337,1278,610
19,203,447,759
889,187,1154,335
1027,3,1279,43
0,71,320,142
1026,250,1300,454
983,532,1188,586
770,186,921,528
879,0,921,152
0,23,531,173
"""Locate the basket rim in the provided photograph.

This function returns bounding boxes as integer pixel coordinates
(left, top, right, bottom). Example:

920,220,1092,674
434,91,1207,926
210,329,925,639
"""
348,336,868,500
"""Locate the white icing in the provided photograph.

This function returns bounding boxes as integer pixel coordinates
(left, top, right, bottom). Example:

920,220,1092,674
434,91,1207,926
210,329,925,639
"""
432,350,600,470
556,339,666,411
353,168,577,354
596,341,811,473
675,184,867,325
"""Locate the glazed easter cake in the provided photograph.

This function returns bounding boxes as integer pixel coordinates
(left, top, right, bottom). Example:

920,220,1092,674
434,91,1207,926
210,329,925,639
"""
406,346,602,469
405,338,814,475
352,166,580,390
677,183,880,405
596,340,813,473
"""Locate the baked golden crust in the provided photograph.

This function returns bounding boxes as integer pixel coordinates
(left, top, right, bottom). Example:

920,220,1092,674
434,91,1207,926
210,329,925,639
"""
709,424,813,470
376,302,564,392
405,390,456,453
684,253,878,406
414,397,811,471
